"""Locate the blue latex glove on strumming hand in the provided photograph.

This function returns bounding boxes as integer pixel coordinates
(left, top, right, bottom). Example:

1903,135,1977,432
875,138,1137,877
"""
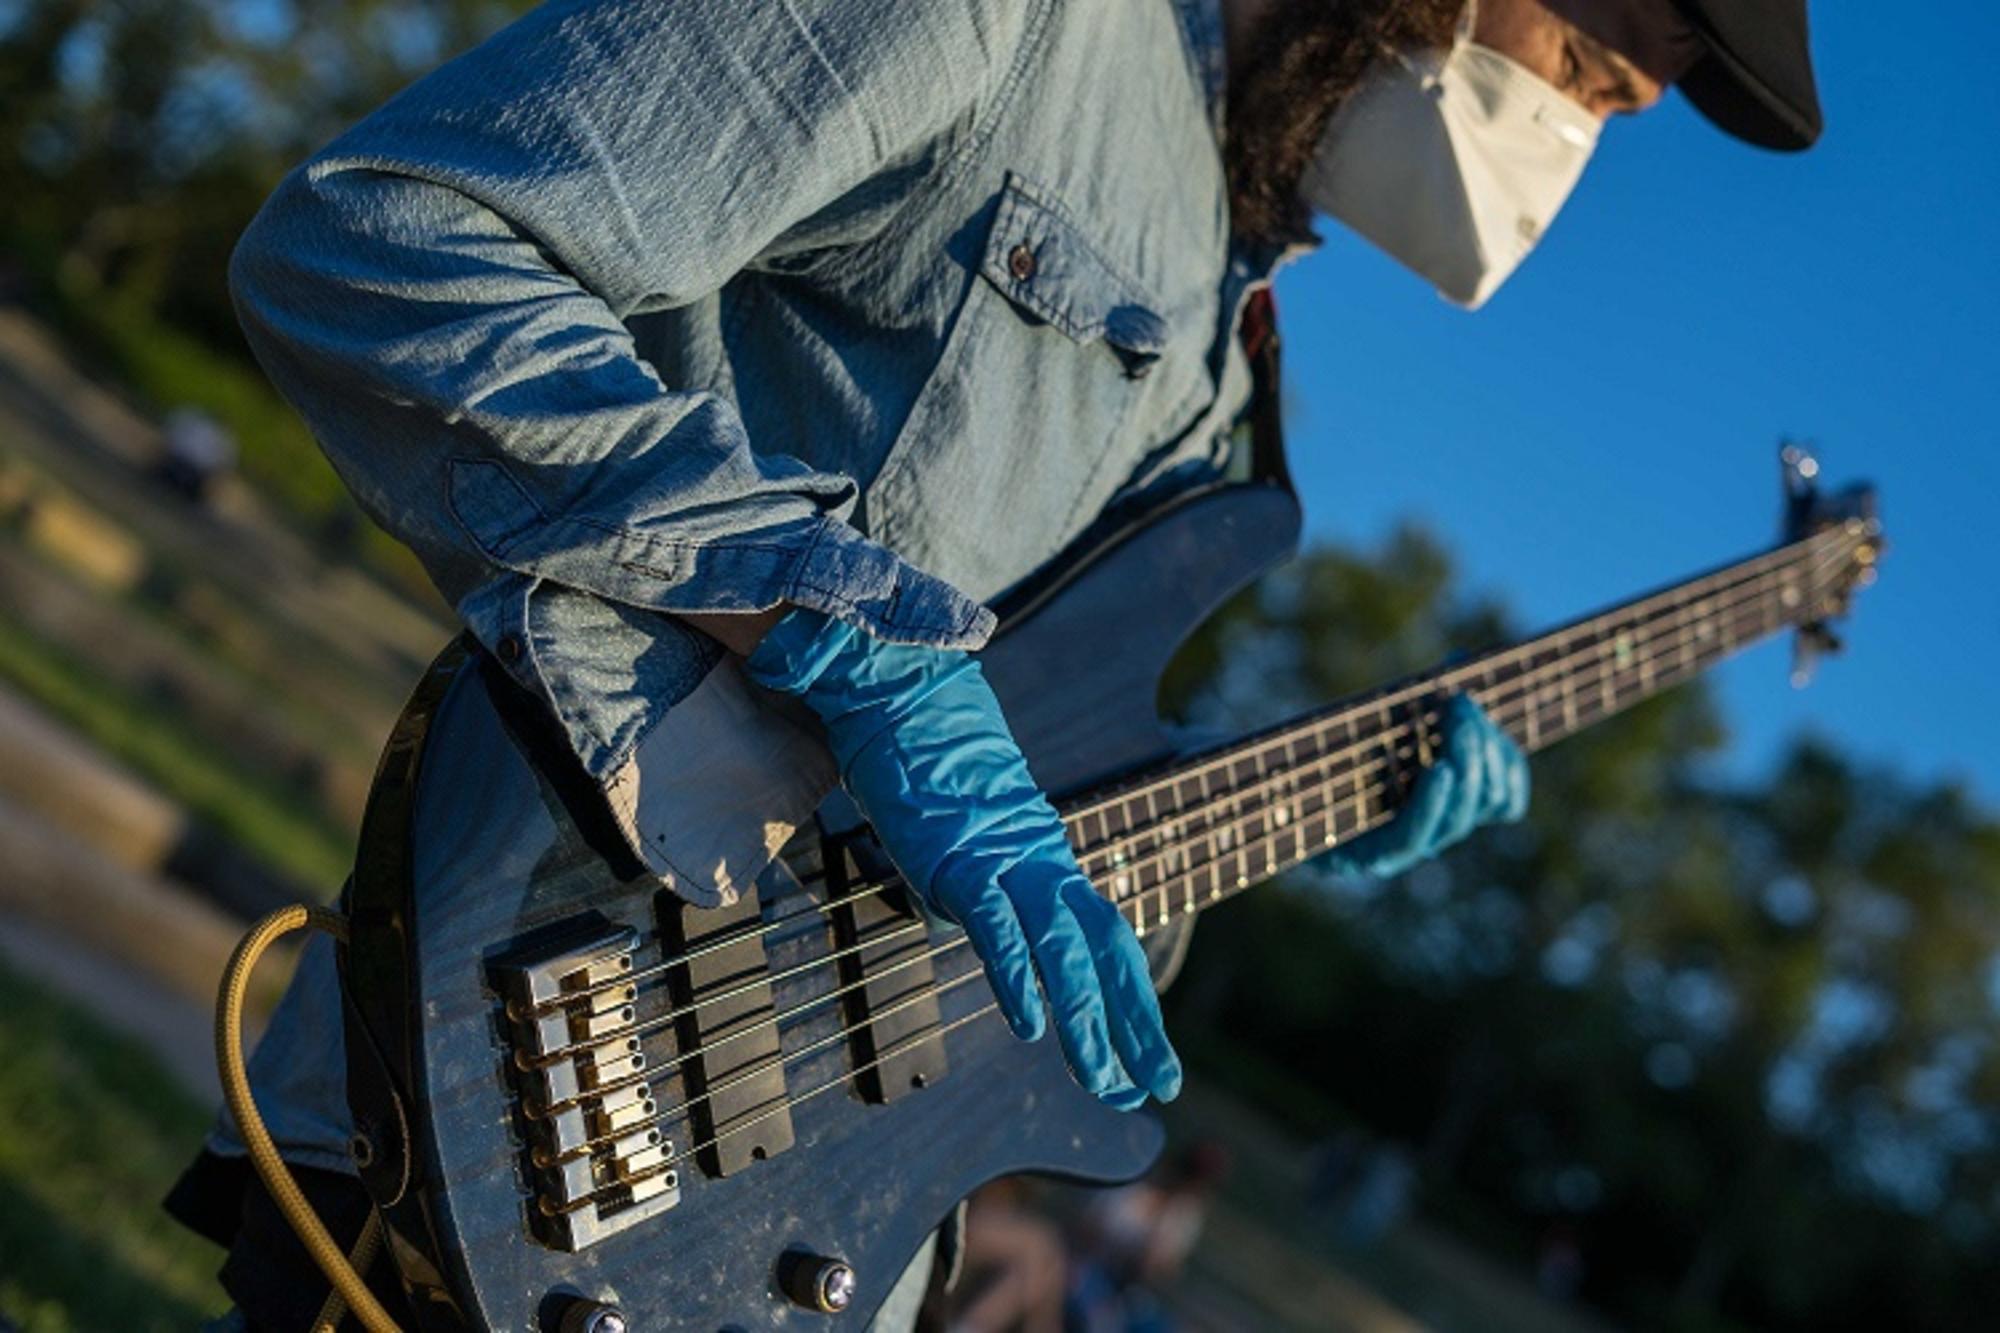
1323,693,1529,879
745,608,1180,1111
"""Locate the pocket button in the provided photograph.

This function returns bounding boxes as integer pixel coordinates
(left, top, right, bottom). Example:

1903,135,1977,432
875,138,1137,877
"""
1007,243,1038,282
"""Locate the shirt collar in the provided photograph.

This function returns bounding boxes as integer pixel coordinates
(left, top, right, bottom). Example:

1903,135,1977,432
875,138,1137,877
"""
1169,0,1229,139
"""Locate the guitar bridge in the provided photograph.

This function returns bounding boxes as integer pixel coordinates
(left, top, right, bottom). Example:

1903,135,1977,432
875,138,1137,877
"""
494,920,679,1252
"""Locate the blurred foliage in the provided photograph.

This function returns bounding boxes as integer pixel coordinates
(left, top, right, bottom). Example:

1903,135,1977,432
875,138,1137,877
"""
1163,525,2000,1333
0,959,223,1330
0,611,353,892
0,0,532,590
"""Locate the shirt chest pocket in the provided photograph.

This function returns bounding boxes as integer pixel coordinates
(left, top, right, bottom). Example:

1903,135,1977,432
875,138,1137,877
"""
866,171,1189,601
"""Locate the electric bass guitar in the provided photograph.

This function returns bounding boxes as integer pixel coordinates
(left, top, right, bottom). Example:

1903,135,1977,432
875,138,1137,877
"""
336,446,1880,1330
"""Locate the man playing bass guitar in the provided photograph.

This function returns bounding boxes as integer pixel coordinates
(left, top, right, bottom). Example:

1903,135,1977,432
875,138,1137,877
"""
168,0,1826,1326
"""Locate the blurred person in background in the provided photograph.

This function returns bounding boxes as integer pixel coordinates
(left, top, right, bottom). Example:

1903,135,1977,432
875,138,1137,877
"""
169,0,1822,1326
1069,1141,1233,1333
155,405,237,504
948,1181,1071,1333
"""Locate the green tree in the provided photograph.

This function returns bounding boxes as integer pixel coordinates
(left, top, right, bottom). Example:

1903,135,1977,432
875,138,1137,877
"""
1165,527,2000,1332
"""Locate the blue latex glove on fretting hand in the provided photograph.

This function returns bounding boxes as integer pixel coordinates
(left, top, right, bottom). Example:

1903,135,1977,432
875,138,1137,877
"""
1323,694,1530,879
745,608,1181,1110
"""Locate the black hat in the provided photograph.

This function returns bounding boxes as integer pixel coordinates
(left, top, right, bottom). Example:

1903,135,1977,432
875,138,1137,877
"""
1671,0,1823,150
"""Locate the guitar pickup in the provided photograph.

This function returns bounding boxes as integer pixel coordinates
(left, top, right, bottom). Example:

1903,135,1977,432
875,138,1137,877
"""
491,917,680,1253
655,889,796,1179
826,835,948,1104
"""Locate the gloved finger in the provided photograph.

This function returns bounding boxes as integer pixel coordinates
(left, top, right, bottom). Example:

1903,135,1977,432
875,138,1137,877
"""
1098,1079,1151,1113
1500,740,1532,823
1434,698,1490,850
1009,865,1122,1097
932,864,1044,1043
1346,761,1456,879
1067,882,1182,1103
1476,713,1519,824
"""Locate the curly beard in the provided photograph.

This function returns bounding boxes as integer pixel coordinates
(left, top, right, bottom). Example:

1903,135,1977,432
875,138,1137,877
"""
1225,0,1467,247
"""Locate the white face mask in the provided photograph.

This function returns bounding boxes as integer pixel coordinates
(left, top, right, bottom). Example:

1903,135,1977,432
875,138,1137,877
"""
1299,10,1603,310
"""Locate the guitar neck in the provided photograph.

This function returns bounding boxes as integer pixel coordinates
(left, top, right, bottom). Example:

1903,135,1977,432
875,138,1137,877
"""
1059,523,1867,937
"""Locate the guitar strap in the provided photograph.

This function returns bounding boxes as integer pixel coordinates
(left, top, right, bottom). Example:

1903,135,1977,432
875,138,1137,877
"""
1238,286,1295,494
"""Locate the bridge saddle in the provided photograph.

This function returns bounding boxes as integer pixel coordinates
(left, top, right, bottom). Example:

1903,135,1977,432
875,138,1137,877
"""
494,921,679,1252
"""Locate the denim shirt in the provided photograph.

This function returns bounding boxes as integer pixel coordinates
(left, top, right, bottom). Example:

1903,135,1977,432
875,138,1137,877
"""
228,0,1300,881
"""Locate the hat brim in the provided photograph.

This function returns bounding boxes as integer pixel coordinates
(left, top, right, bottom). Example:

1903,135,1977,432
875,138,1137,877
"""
1679,50,1820,151
1672,0,1823,151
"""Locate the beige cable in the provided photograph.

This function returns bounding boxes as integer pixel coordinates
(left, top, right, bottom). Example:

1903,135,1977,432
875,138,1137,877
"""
216,904,402,1333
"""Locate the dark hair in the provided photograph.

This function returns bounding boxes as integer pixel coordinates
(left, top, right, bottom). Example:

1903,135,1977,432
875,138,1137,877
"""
1225,0,1467,246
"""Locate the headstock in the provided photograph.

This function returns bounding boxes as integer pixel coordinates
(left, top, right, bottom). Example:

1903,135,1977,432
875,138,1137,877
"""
1779,442,1885,687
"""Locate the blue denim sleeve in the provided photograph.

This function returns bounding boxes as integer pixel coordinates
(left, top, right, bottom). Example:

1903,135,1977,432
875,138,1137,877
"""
226,0,1018,779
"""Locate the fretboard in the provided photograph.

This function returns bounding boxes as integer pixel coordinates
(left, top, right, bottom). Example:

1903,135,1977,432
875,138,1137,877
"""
1059,523,1868,938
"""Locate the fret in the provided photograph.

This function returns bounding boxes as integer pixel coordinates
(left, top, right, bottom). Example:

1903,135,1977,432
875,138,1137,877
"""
1141,787,1168,930
1597,622,1617,718
1318,724,1342,849
1784,555,1805,623
1523,660,1542,749
1558,630,1580,737
1233,751,1262,888
1676,591,1697,678
1043,539,1835,934
1340,714,1365,838
1180,819,1197,917
1283,736,1305,868
1331,774,1365,846
1102,798,1130,870
1378,697,1402,815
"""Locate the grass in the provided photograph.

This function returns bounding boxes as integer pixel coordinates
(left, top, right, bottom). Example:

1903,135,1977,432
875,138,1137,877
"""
0,960,226,1331
0,613,353,895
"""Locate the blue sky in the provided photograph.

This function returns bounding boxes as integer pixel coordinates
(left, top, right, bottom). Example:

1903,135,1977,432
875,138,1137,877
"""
1273,0,2000,802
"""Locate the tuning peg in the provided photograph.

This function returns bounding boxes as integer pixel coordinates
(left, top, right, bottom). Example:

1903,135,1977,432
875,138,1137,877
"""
1790,622,1843,689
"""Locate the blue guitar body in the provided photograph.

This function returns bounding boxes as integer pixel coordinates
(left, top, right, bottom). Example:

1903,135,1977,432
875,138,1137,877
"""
339,480,1303,1330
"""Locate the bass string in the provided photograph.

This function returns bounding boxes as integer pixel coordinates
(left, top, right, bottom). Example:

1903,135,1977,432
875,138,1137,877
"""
1073,535,1848,900
1054,528,1844,834
1060,541,1836,890
545,537,1856,1191
1112,532,1855,917
549,530,1849,1013
577,550,1821,1149
1074,529,1847,852
530,533,1840,1063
